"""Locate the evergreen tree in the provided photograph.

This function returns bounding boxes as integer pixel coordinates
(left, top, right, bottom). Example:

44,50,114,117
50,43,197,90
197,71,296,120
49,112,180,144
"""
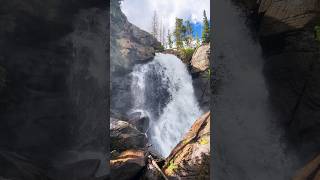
202,10,210,44
185,20,193,47
174,18,185,49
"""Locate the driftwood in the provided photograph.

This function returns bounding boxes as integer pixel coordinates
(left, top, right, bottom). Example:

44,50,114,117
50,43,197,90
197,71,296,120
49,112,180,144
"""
148,155,169,180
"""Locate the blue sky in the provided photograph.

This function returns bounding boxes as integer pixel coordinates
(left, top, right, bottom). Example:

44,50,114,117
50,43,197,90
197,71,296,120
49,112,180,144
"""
192,22,203,39
120,0,210,39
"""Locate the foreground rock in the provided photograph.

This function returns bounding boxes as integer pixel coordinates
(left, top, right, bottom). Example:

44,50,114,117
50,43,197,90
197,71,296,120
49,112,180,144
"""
293,154,320,180
256,0,320,152
162,112,210,179
110,118,148,152
110,150,147,180
191,44,210,73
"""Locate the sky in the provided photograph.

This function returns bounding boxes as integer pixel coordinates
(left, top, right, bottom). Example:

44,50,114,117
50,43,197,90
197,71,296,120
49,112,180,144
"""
120,0,210,39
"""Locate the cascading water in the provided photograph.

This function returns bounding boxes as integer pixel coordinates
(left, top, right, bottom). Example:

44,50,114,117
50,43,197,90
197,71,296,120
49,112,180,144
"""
130,53,202,157
213,0,300,179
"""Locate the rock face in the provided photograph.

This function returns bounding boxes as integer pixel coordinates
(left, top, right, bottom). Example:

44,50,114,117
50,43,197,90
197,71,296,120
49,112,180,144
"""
110,150,147,180
191,44,211,73
110,0,160,71
293,154,320,180
162,112,210,179
110,0,161,115
0,0,108,179
256,0,320,153
110,119,148,152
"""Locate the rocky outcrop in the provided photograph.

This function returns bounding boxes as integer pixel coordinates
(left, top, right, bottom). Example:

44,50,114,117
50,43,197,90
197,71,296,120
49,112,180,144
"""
191,44,211,111
110,0,161,115
110,118,148,152
110,0,160,72
293,154,320,180
191,44,210,73
162,112,210,179
255,0,320,153
110,150,147,180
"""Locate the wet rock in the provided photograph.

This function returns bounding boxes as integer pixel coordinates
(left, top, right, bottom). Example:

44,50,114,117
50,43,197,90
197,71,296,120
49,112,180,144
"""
47,159,100,180
110,119,148,152
162,112,210,179
128,112,150,133
0,151,49,180
191,44,210,73
258,0,320,36
140,160,164,180
293,154,320,180
255,0,320,152
110,149,147,180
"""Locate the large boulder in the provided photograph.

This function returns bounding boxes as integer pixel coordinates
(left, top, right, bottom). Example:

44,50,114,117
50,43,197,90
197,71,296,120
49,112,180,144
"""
110,118,148,152
110,149,147,180
191,44,210,73
293,154,320,180
162,112,210,179
127,112,150,133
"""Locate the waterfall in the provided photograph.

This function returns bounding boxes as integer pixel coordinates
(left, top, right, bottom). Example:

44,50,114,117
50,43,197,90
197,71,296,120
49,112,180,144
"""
130,53,202,157
213,0,300,179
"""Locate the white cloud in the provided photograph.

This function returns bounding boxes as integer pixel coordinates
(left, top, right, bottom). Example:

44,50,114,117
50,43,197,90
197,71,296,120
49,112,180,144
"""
120,0,210,33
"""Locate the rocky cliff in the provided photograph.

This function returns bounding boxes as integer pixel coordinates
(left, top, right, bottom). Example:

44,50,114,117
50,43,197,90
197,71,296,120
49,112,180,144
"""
110,0,161,115
163,112,210,179
256,0,320,154
0,0,108,179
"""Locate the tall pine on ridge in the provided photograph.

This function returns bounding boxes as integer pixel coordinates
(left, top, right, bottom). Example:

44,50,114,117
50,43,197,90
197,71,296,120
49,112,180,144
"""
202,10,210,44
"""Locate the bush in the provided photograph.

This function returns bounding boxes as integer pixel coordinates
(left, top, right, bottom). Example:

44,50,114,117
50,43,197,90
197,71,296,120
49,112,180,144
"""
179,48,195,64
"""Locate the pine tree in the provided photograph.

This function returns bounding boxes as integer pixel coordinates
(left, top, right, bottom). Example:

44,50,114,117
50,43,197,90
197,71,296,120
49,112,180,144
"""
174,18,184,49
185,20,193,47
202,10,210,44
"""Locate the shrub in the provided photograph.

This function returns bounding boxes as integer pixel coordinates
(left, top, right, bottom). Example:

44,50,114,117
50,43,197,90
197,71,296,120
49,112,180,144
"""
179,48,195,64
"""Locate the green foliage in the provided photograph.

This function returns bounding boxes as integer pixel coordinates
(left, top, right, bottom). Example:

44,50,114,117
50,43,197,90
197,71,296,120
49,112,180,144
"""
179,48,195,63
199,137,209,145
174,18,186,49
184,20,193,47
315,26,320,41
202,10,210,44
159,44,165,51
167,160,178,175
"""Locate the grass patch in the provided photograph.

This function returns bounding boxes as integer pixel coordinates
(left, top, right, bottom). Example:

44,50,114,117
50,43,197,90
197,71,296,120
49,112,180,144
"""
179,48,195,64
199,137,209,145
167,160,178,175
